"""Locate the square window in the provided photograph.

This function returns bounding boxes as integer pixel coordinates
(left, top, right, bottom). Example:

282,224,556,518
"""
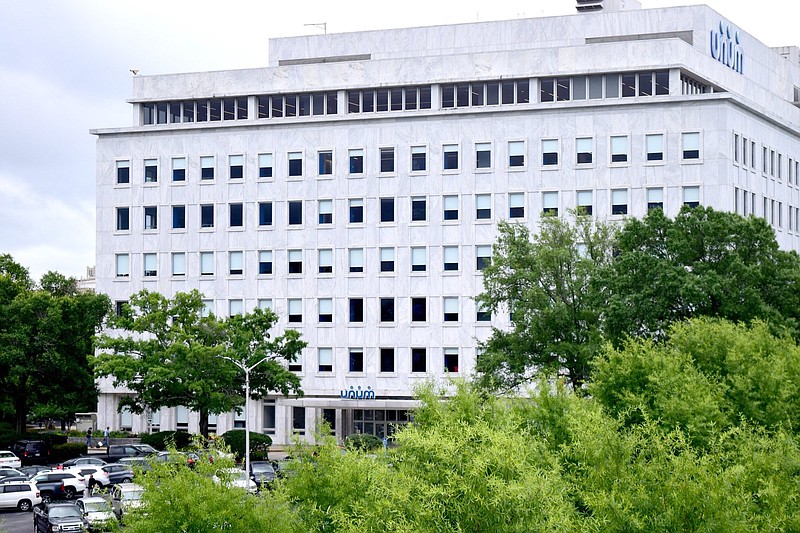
509,193,525,218
683,186,700,208
288,249,303,274
349,198,364,224
171,157,186,181
259,202,273,226
682,132,700,160
411,197,427,221
380,197,395,222
476,194,492,220
115,254,129,277
349,149,364,174
443,195,459,221
318,249,333,274
258,153,273,178
258,250,273,275
380,298,395,322
318,151,333,175
318,299,333,323
229,155,243,179
411,348,427,373
647,188,664,211
349,248,364,273
288,299,302,323
443,144,459,170
229,203,243,227
380,348,395,373
380,247,395,273
200,251,214,276
542,191,559,217
380,147,395,173
576,138,593,165
646,134,664,162
171,205,185,229
411,146,427,171
116,161,130,184
144,206,158,230
411,297,426,322
444,348,459,373
200,204,214,228
611,189,628,215
171,252,185,276
143,253,157,277
349,349,364,373
443,297,459,322
318,199,333,224
144,159,158,183
610,136,628,163
116,207,130,231
200,156,215,180
318,347,333,372
476,245,491,270
576,191,593,216
542,139,559,166
288,152,303,176
476,142,491,169
509,141,525,167
288,201,303,225
411,247,427,272
349,298,364,322
443,246,459,271
229,251,243,275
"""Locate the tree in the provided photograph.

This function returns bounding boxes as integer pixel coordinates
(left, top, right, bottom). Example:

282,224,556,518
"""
93,289,305,437
0,257,110,433
475,216,614,392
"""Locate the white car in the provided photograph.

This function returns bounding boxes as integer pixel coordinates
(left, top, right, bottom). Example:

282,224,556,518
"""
0,451,22,469
63,465,112,489
110,482,145,520
0,480,41,511
77,496,117,529
212,468,258,494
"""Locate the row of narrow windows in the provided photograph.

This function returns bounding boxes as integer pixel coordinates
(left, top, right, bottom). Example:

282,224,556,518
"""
732,133,800,186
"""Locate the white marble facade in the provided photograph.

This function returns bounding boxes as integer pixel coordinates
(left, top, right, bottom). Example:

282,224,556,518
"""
93,4,800,444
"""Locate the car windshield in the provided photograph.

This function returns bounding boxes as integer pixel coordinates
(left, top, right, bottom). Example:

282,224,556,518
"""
49,506,81,519
84,501,112,513
252,464,275,474
123,490,144,501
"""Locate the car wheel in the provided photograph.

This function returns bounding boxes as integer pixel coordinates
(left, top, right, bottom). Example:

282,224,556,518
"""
18,499,32,512
41,492,52,503
121,477,132,483
63,486,76,499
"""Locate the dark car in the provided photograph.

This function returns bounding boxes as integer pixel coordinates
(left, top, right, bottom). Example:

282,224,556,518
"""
11,440,48,466
31,472,85,502
60,456,108,469
20,465,51,478
0,475,30,483
33,502,87,533
101,463,135,485
104,444,158,463
249,461,277,490
0,468,25,480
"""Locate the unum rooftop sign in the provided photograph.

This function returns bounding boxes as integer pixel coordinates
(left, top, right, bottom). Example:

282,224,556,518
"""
710,20,744,74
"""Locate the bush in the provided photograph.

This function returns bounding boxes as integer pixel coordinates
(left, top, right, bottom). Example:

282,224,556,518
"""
0,431,27,449
220,430,272,461
50,443,87,463
140,431,194,451
344,433,383,452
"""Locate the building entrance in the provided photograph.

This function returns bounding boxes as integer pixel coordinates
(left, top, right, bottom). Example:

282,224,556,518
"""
352,409,411,438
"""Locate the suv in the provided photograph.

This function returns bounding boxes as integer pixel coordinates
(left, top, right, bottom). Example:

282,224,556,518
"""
31,472,86,502
104,444,158,463
110,482,145,521
0,480,41,512
33,502,87,532
11,440,48,465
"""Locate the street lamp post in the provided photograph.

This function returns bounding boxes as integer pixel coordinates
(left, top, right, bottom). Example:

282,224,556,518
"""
219,355,272,479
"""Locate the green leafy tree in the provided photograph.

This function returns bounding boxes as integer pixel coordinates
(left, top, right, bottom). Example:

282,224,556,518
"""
476,216,614,392
93,289,305,437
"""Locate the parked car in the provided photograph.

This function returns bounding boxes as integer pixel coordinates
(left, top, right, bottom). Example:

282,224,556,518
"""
0,468,26,480
33,502,87,532
0,475,30,483
101,463,135,485
11,440,48,465
212,468,257,494
30,471,86,502
117,456,151,472
76,496,117,531
103,444,158,463
20,465,51,478
0,480,41,511
0,450,22,469
154,450,199,467
62,466,111,490
59,456,107,469
110,482,145,521
249,461,277,490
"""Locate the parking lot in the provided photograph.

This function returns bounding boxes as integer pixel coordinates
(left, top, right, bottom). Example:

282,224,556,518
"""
0,508,33,532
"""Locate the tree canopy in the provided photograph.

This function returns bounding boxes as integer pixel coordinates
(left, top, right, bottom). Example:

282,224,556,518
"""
93,289,305,437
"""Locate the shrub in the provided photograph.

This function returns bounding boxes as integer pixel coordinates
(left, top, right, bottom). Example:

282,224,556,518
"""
220,430,272,461
140,430,194,451
51,443,87,463
344,433,383,452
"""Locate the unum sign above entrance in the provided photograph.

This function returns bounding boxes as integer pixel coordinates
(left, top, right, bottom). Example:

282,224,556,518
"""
340,386,376,400
710,20,744,74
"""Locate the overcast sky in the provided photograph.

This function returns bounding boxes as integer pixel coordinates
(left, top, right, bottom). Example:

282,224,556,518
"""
0,0,795,281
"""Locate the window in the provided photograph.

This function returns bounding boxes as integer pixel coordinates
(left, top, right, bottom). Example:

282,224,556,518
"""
576,138,593,164
288,152,302,177
115,254,129,277
411,197,427,222
411,146,426,171
476,142,491,169
475,194,492,220
292,406,305,433
200,156,215,180
443,144,459,170
288,250,302,274
682,132,700,160
380,348,395,372
288,201,303,225
318,199,333,224
200,204,214,228
683,186,700,208
444,348,459,373
411,297,426,322
261,401,276,434
144,206,158,230
171,157,186,181
349,348,364,373
443,297,459,322
647,188,664,211
144,159,157,183
114,300,127,316
318,249,333,274
318,299,333,323
509,193,524,218
259,202,273,226
349,299,364,322
542,139,559,166
411,247,427,272
258,153,273,178
200,251,214,276
288,299,302,323
229,251,243,275
349,248,364,273
742,138,749,166
380,197,395,222
171,252,185,276
411,348,427,373
229,300,243,316
380,247,395,272
610,136,628,163
349,149,364,174
229,203,243,227
443,195,459,221
509,141,525,167
143,253,157,277
443,246,459,271
318,348,333,372
349,198,364,224
318,151,333,175
116,160,130,184
258,250,273,275
476,301,491,322
576,191,593,216
380,298,395,322
476,245,491,270
542,191,558,216
646,134,664,161
116,207,130,231
763,146,769,174
611,189,628,215
229,155,243,179
379,147,395,173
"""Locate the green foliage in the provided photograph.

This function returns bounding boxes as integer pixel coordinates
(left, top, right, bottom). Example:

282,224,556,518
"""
343,433,382,452
140,430,194,450
220,430,272,461
50,443,87,462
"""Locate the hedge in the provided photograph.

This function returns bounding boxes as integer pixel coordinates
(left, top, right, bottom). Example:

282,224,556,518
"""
344,433,384,452
140,431,194,451
220,430,272,461
51,443,88,463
